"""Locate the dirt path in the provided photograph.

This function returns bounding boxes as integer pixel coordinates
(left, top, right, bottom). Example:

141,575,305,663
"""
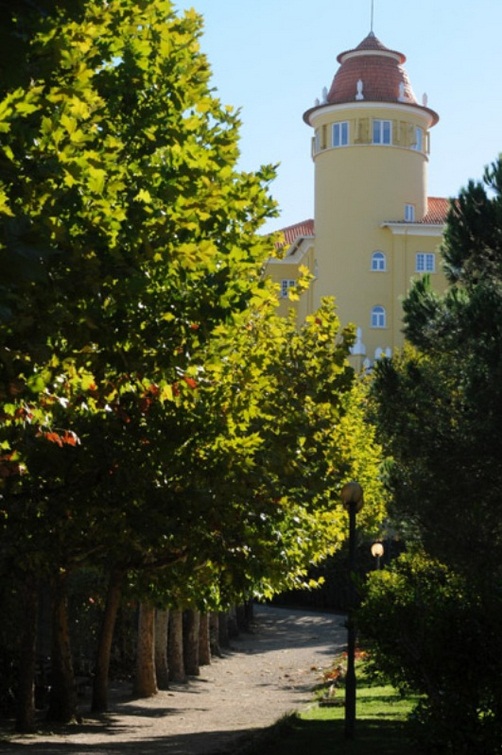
2,605,347,755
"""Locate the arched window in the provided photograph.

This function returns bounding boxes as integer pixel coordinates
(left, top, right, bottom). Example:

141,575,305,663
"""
371,305,386,329
371,251,386,272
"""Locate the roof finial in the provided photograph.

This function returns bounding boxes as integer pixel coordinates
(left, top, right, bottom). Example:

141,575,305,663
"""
370,0,375,32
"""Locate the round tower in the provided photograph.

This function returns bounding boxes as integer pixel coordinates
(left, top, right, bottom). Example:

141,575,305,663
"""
303,32,439,358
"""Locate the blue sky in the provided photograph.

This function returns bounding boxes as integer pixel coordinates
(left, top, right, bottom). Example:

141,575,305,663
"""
174,0,502,232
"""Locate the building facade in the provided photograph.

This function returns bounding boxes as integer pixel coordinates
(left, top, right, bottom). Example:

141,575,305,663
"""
267,32,449,364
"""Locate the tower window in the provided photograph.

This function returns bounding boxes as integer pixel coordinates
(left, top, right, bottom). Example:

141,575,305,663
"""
371,251,386,272
416,253,435,273
315,125,328,153
371,305,386,329
332,121,349,147
412,126,423,152
373,119,391,145
404,203,415,222
280,279,296,298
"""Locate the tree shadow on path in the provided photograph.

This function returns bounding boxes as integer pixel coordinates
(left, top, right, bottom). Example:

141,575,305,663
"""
0,606,347,755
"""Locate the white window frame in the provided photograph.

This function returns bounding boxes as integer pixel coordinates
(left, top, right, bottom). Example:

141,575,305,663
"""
404,203,415,222
280,279,296,298
371,251,386,272
416,253,436,273
373,119,392,145
412,126,423,152
332,121,349,147
371,305,386,329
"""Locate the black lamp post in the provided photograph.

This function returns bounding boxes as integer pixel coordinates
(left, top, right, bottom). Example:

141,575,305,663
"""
340,481,364,740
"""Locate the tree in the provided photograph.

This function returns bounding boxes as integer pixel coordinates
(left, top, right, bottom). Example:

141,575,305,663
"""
107,298,387,704
154,608,170,690
373,159,502,581
359,552,497,754
0,0,278,725
0,0,387,725
133,603,157,698
367,158,502,751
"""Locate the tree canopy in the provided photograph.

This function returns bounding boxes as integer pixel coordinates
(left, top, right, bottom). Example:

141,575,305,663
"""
0,0,387,725
0,0,386,594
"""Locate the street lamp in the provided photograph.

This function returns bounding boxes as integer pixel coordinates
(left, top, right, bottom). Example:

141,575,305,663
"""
371,541,384,570
340,481,364,740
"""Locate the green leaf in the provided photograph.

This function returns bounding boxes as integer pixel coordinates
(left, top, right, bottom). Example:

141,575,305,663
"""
134,189,152,204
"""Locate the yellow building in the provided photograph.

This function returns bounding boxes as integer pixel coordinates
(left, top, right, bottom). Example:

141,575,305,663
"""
268,31,449,364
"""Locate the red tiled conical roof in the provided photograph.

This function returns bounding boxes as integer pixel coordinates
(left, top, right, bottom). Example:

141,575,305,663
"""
341,31,406,62
304,32,438,126
328,32,416,105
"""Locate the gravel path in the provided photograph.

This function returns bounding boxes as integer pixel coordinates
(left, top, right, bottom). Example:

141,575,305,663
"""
2,605,347,755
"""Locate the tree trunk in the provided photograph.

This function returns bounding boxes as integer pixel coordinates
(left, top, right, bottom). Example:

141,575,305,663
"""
183,609,200,676
154,608,169,690
198,613,211,667
91,569,123,712
218,611,230,649
209,612,222,657
168,609,186,682
133,602,158,698
47,571,77,723
16,576,38,732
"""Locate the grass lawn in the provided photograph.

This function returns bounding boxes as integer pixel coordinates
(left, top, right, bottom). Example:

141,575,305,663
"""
240,669,422,755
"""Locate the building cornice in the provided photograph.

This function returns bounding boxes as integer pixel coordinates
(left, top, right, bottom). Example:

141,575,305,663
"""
304,100,438,127
381,222,445,237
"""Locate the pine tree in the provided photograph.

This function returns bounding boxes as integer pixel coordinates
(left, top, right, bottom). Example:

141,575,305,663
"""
368,157,502,749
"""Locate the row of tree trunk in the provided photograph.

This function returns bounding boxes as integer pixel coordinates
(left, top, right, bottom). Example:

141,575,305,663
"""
134,603,254,698
15,568,255,732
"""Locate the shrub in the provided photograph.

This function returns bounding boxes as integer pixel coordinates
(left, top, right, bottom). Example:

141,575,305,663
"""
358,551,502,753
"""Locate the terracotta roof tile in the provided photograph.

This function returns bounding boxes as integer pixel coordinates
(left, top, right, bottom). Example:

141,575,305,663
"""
421,196,451,224
339,32,406,64
328,54,417,105
383,197,450,225
303,32,438,128
278,219,314,246
280,200,450,246
328,33,417,106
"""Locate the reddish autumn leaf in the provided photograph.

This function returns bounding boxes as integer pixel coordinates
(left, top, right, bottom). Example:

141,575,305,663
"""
183,376,197,389
139,397,152,413
54,435,64,447
61,431,80,446
43,431,64,447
